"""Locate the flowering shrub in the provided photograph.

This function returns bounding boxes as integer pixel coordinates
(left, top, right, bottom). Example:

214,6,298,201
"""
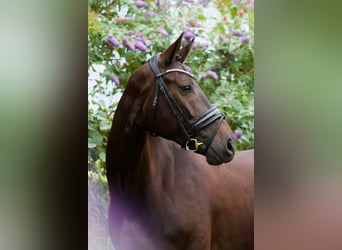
88,0,253,249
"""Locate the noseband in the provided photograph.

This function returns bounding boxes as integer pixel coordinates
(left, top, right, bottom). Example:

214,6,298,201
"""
148,54,225,153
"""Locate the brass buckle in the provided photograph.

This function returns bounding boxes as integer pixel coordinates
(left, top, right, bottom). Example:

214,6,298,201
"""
185,138,204,151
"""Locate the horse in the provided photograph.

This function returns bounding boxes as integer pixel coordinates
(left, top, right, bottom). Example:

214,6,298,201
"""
106,33,254,250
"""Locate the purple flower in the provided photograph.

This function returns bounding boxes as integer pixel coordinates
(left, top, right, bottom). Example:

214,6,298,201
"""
134,39,147,51
116,17,133,24
207,71,218,80
188,19,204,28
200,72,207,78
200,71,218,80
157,27,169,37
199,0,209,6
111,75,120,86
241,37,249,44
127,30,135,36
135,36,146,43
200,42,208,49
126,43,135,51
219,34,230,42
135,0,147,8
122,37,129,44
232,30,243,37
183,30,196,40
234,129,243,139
122,37,135,50
145,10,158,17
107,35,120,47
247,0,254,8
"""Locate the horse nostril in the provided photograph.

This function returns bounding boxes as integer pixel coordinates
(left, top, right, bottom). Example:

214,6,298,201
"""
226,138,235,154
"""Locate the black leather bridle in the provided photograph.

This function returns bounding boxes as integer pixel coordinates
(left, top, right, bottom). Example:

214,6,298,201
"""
148,54,225,153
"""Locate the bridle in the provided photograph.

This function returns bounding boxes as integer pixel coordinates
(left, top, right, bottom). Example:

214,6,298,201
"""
148,54,225,153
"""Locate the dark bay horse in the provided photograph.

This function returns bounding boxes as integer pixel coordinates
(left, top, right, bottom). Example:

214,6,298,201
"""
106,33,254,250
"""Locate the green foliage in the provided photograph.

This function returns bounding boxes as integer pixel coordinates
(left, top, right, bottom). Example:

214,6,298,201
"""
88,0,255,206
88,1,253,248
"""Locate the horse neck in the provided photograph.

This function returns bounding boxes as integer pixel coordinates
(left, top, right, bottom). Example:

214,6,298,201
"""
106,87,173,198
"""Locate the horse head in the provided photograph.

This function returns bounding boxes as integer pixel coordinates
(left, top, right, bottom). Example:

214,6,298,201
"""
128,33,235,165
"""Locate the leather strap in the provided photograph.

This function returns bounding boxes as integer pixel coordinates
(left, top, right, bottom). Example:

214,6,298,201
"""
148,54,225,152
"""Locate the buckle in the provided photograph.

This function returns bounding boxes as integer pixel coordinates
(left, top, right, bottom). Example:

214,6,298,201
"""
185,138,204,151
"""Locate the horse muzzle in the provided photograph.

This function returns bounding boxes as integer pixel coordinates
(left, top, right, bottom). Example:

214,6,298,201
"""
206,135,235,165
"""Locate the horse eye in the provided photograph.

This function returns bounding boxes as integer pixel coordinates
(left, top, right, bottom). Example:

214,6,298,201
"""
180,84,192,92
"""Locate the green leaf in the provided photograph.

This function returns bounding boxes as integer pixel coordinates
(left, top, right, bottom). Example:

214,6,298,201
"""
230,7,237,19
99,151,106,162
99,120,111,131
198,15,206,21
98,99,106,109
88,135,103,145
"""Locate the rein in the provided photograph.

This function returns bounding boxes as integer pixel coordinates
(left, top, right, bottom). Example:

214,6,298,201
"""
148,54,225,152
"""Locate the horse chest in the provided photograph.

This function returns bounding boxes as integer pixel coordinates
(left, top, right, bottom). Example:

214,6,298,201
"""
115,192,211,250
117,218,157,250
118,215,210,250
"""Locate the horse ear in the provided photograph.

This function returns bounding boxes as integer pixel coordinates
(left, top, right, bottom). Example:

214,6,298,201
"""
177,38,195,63
160,33,184,65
